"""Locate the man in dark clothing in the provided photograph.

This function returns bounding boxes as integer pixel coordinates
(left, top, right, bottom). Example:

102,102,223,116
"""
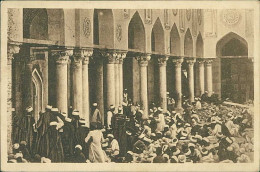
90,103,102,127
20,106,35,155
35,105,52,157
73,145,86,163
201,91,209,102
19,141,31,162
153,147,166,163
111,106,127,157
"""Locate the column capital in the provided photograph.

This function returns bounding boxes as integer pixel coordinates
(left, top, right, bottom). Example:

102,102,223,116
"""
158,55,169,66
52,49,72,65
204,58,214,66
101,50,118,64
197,58,205,64
7,42,21,65
136,54,151,67
80,48,93,65
172,57,183,68
186,58,196,66
116,51,127,64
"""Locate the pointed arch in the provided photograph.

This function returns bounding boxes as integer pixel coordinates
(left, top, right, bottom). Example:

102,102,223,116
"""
93,9,114,48
184,28,193,57
170,23,181,56
196,32,204,57
23,8,48,40
32,68,44,121
216,32,248,56
151,18,165,53
128,11,145,51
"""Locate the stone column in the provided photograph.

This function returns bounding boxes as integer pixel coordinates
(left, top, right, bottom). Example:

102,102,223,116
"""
186,58,196,103
72,50,83,117
114,57,119,112
7,43,20,154
95,55,104,124
102,51,117,110
136,54,151,119
82,49,93,127
53,49,72,114
158,55,168,112
198,59,205,95
118,52,126,107
205,59,213,96
172,58,183,109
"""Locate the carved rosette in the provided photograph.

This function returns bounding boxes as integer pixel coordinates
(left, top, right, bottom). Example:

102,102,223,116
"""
158,56,168,67
52,49,73,65
172,58,183,68
101,50,118,64
204,59,213,66
186,58,196,67
136,54,151,67
7,42,20,65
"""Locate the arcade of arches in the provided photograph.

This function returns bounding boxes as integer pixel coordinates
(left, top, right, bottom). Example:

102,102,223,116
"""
6,9,254,153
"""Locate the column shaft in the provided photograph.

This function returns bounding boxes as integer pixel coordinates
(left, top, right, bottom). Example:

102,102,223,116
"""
95,57,104,124
114,62,119,111
82,49,92,127
187,58,196,103
205,59,213,96
198,59,205,95
158,56,168,112
54,50,71,114
104,52,117,110
72,57,83,117
173,58,183,109
137,54,150,119
7,43,20,154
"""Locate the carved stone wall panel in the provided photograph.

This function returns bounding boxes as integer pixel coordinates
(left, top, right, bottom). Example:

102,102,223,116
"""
221,9,241,27
172,9,178,16
192,9,197,36
179,9,185,33
83,17,91,38
204,10,217,37
245,9,254,37
164,9,170,30
145,9,152,24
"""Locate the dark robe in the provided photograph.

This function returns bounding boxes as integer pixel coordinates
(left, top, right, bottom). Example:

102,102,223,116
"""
112,113,127,157
46,125,64,162
133,140,146,154
91,108,102,126
153,155,166,163
135,111,143,125
35,110,51,157
73,149,86,163
20,144,31,161
19,112,35,154
62,121,75,162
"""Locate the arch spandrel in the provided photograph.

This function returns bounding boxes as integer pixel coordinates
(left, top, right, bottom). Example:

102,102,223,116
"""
170,23,181,56
151,18,165,54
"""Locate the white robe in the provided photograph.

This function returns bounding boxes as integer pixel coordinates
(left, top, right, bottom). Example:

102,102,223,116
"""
156,113,165,132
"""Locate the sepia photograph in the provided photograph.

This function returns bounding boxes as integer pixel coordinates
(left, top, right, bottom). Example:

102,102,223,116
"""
1,1,259,171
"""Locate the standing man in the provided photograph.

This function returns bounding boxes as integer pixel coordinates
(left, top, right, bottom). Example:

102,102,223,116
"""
91,103,102,128
107,105,115,130
20,106,35,155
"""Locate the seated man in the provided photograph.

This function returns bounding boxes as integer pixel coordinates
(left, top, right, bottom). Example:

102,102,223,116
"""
105,134,120,157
